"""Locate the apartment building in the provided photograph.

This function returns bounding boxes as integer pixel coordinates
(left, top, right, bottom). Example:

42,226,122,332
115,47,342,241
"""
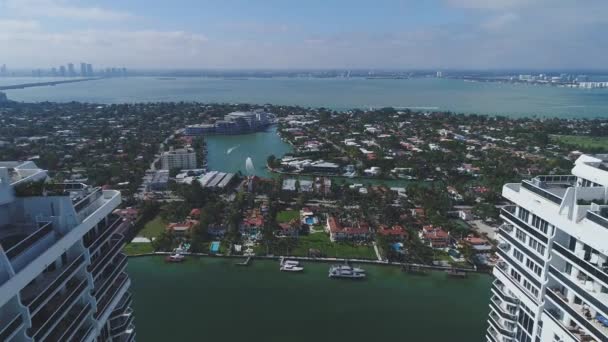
0,161,135,341
160,148,197,171
488,154,608,342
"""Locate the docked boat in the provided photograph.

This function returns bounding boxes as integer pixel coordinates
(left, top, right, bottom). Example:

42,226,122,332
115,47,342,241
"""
165,253,185,263
328,265,366,279
280,258,304,272
446,269,467,278
336,264,365,273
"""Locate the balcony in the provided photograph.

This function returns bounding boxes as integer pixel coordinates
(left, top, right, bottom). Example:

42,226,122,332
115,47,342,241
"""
500,223,514,233
85,216,123,253
110,314,134,337
521,179,568,205
95,273,129,320
45,303,91,342
21,254,85,315
544,308,595,342
500,207,549,244
110,292,133,319
487,328,499,342
549,266,608,317
29,277,88,340
587,210,608,231
498,242,511,253
553,242,608,286
490,297,517,322
71,325,94,342
89,235,124,277
0,313,24,341
94,254,128,300
6,222,57,271
546,287,608,341
488,313,516,338
492,282,519,305
75,187,104,222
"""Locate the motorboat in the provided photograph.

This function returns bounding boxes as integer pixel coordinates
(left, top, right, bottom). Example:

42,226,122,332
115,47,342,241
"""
165,253,185,263
328,265,366,279
280,264,304,272
336,264,365,273
280,257,304,272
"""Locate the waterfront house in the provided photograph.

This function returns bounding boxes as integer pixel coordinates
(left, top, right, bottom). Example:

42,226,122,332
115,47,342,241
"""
420,225,450,248
326,216,372,242
239,209,264,239
377,225,409,241
167,219,199,236
208,224,227,238
277,220,300,237
462,235,493,252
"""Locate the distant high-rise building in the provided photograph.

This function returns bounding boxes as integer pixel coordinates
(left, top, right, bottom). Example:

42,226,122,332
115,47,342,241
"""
67,63,75,77
86,64,93,77
436,71,443,78
122,67,127,77
51,67,57,77
0,64,6,76
59,65,66,77
80,62,87,77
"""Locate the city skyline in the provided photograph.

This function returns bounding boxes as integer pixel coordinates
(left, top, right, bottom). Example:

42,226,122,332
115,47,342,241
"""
0,0,607,69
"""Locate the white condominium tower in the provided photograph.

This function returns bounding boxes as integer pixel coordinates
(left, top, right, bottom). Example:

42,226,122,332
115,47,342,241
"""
489,154,608,342
0,161,135,342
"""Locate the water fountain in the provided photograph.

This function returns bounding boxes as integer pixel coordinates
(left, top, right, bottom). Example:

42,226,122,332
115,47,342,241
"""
245,157,256,175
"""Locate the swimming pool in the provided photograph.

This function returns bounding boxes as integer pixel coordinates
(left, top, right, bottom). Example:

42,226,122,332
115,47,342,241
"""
305,217,315,225
210,241,220,253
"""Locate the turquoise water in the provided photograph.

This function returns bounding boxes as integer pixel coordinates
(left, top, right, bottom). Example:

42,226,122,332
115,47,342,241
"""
204,126,292,177
4,76,608,117
127,257,492,342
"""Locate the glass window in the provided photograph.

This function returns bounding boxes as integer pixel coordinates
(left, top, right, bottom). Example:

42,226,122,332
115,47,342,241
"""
516,229,527,243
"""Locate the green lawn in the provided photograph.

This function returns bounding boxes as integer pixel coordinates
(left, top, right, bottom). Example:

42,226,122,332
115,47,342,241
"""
139,215,167,239
123,242,155,256
277,210,300,223
551,134,608,151
291,233,377,259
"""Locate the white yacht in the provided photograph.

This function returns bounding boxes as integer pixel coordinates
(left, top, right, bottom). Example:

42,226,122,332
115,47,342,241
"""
279,258,304,272
328,265,366,279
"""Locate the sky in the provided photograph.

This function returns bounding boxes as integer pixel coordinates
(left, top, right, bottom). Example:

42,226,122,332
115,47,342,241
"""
0,0,607,70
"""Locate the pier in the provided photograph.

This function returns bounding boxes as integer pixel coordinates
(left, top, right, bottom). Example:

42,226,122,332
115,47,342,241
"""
235,256,252,266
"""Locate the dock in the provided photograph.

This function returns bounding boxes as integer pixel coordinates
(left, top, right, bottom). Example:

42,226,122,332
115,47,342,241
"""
235,256,252,266
446,269,468,278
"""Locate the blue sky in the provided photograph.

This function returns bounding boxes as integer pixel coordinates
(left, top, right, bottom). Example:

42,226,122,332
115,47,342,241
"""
0,0,606,69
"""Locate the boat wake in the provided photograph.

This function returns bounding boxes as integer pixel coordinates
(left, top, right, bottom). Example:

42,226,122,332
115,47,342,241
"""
227,145,240,155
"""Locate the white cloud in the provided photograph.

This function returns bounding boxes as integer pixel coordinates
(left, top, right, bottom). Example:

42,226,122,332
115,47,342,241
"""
446,0,534,10
0,19,40,31
0,1,607,69
481,13,519,30
3,0,131,21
